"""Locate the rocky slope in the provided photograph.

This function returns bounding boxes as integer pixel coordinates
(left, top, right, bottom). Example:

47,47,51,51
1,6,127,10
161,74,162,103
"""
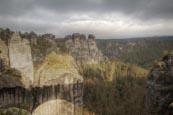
146,61,173,115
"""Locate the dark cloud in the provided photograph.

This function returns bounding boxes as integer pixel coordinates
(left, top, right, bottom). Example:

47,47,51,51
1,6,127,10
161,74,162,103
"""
1,0,173,20
0,0,173,38
34,0,173,20
0,0,35,16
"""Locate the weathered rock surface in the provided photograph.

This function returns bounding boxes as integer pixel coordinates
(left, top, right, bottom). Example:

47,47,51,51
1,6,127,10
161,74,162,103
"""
9,33,34,87
27,33,58,63
23,32,38,45
0,39,9,72
0,31,84,115
33,52,83,115
0,51,83,115
146,62,173,115
65,33,107,65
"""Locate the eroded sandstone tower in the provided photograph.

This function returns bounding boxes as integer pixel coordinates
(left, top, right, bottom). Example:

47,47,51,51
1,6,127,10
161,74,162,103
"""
9,33,34,87
65,33,106,65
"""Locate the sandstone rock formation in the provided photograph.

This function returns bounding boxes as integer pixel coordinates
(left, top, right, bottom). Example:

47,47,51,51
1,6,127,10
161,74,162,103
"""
9,33,34,87
0,31,84,115
0,39,9,72
146,61,173,115
27,33,58,63
65,33,106,65
0,51,83,115
33,52,83,115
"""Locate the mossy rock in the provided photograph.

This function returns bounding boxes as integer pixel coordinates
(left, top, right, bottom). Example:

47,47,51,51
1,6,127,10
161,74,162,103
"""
34,52,83,86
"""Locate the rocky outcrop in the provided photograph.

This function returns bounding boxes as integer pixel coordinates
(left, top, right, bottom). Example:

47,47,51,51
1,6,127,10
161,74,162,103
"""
0,31,84,115
28,33,58,63
0,69,32,112
25,32,38,45
0,52,83,115
146,61,173,115
9,33,34,88
41,34,55,40
65,33,106,65
0,39,9,72
33,52,83,115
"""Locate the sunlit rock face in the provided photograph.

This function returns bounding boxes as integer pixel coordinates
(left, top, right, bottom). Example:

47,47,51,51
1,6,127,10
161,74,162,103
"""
32,100,73,115
65,33,107,65
32,96,82,115
9,33,34,87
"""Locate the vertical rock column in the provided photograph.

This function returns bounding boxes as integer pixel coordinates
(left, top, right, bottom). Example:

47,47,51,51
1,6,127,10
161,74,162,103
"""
9,33,34,88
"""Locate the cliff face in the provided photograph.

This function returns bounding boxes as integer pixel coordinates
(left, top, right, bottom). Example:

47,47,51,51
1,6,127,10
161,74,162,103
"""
146,61,173,115
9,33,34,87
0,32,83,115
0,39,9,72
33,52,83,115
65,33,106,65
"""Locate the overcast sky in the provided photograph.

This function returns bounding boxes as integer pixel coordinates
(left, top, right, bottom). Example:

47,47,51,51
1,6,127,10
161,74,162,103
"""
0,0,173,38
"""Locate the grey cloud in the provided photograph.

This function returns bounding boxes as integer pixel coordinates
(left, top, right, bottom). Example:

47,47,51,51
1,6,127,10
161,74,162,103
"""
0,0,173,38
34,0,173,20
1,0,173,20
0,0,36,16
